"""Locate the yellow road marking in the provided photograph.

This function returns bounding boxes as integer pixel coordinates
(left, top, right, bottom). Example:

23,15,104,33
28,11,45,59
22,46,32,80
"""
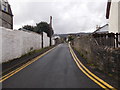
69,45,116,89
0,46,56,82
70,47,114,89
0,62,29,80
69,48,108,89
0,60,33,82
0,57,34,76
1,44,116,89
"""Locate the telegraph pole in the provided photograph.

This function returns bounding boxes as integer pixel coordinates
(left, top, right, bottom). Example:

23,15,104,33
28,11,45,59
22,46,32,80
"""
49,16,53,46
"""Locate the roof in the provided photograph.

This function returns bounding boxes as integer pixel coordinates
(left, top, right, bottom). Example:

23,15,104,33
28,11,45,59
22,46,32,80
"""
93,24,109,34
106,0,111,19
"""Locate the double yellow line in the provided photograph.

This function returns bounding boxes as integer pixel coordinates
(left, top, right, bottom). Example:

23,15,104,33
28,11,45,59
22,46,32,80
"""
69,44,116,90
0,46,56,83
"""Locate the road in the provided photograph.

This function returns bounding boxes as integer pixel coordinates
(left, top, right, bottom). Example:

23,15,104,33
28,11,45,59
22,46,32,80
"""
2,44,101,88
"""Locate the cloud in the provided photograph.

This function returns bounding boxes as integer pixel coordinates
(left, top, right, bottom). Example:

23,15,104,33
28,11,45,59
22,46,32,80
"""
9,0,108,34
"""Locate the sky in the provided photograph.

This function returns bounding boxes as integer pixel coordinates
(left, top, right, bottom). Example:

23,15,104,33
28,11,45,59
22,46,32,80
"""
9,0,108,34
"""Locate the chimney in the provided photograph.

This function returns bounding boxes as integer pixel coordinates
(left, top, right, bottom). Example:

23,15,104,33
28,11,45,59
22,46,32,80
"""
50,16,52,27
96,25,100,30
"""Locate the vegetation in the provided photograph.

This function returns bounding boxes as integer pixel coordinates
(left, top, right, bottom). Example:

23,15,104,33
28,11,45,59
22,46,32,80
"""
35,22,54,37
68,35,74,41
19,21,54,47
19,22,54,36
19,25,35,31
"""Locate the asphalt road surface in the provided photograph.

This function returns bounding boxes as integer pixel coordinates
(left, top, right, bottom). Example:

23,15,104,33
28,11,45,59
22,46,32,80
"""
2,44,101,88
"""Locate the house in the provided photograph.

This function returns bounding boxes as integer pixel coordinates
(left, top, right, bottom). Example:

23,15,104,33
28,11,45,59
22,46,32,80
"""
52,36,61,45
94,0,120,34
106,0,120,33
0,0,13,29
93,24,109,34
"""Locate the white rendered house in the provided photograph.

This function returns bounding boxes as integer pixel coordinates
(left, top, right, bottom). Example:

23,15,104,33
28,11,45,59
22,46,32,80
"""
106,0,120,33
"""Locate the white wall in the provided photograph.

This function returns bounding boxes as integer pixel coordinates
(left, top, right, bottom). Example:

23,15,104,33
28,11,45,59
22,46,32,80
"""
2,28,22,62
109,0,120,33
0,27,55,63
1,27,42,63
0,27,2,63
21,31,41,54
43,32,55,47
0,28,34,63
52,38,55,45
43,32,49,48
118,1,120,33
0,11,2,26
0,27,1,90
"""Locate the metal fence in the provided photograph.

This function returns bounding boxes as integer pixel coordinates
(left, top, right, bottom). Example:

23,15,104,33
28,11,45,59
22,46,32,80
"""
92,33,120,48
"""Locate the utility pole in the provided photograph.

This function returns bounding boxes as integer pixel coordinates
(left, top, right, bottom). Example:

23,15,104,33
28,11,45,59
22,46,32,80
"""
49,16,53,46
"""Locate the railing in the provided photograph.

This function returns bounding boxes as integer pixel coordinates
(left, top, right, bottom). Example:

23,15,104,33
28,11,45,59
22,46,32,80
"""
92,33,120,48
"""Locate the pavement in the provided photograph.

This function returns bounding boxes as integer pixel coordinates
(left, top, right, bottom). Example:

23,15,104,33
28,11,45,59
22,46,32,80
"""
2,44,102,88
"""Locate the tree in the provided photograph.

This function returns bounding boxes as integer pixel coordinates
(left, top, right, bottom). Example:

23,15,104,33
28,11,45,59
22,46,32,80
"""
36,22,50,34
48,26,54,46
36,22,54,48
18,21,54,47
19,25,34,31
68,35,74,41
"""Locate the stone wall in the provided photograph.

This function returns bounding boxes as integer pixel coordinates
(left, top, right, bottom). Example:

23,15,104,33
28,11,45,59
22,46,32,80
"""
0,27,54,63
72,35,120,81
0,10,13,29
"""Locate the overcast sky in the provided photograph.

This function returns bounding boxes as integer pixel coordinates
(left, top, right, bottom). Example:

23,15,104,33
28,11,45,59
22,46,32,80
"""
9,0,108,34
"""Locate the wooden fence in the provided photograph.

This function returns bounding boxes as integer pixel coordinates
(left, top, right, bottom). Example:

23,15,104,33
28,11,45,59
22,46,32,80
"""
92,33,120,48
